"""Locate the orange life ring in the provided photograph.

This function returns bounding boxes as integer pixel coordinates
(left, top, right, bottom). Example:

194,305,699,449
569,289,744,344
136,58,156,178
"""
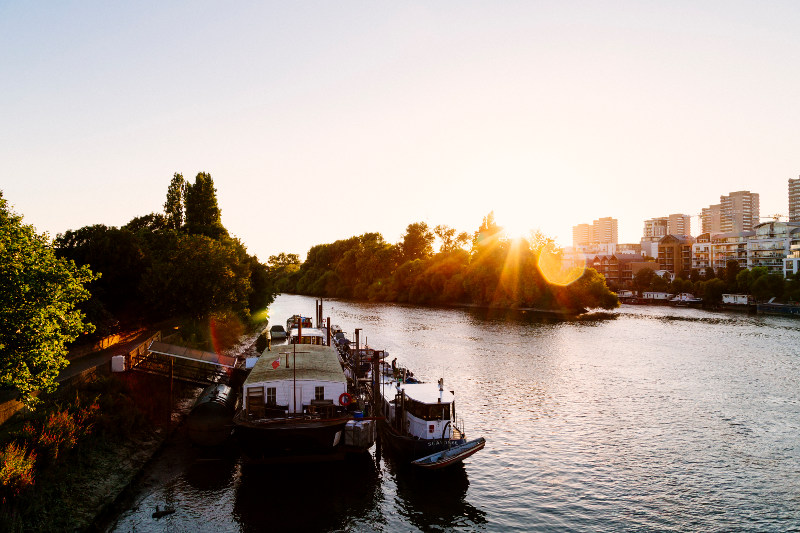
339,392,353,406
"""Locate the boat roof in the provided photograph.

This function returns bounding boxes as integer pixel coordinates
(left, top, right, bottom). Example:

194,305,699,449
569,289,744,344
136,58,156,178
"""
288,327,325,337
246,344,346,385
398,382,455,405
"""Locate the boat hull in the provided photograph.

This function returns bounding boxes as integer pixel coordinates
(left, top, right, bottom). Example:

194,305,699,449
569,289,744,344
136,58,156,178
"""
377,421,466,461
233,415,349,461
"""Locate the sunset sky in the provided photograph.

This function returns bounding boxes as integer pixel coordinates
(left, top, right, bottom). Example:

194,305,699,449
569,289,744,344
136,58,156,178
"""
2,2,799,261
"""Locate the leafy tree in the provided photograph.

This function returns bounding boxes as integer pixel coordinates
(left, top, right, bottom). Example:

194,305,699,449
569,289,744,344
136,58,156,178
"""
401,222,434,262
471,211,503,255
55,225,146,319
725,259,741,287
751,273,784,302
698,278,727,304
689,268,701,283
649,274,670,292
139,234,252,320
0,193,97,405
164,172,186,230
184,172,227,239
633,268,655,294
434,225,470,254
123,213,168,233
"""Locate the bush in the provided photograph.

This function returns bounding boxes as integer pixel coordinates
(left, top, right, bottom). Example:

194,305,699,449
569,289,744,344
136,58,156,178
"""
17,402,99,467
0,442,36,503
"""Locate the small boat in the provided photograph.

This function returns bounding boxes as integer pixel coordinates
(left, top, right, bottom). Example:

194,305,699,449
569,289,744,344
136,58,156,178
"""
286,314,313,332
411,437,486,469
669,293,703,307
269,325,287,340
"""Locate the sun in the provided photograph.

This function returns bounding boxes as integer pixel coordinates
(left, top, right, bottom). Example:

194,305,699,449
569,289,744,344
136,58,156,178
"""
496,211,534,241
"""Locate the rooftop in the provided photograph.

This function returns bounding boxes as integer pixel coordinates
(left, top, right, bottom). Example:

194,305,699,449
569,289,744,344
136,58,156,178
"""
246,344,346,384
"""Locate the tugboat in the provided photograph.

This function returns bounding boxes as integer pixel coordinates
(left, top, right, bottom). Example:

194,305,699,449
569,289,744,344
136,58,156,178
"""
373,362,484,469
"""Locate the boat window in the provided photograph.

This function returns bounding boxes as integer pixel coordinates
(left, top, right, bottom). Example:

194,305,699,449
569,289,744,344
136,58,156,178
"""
315,386,324,401
266,387,276,406
406,398,450,421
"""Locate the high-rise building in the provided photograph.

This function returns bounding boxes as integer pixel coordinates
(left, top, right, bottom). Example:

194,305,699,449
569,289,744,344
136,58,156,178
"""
592,217,618,244
702,204,722,234
644,214,691,238
573,218,618,246
790,177,800,223
702,191,759,234
720,190,759,233
572,223,592,247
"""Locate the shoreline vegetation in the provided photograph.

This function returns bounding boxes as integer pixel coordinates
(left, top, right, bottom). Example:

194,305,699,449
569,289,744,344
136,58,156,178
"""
0,322,264,533
265,213,619,313
0,374,194,532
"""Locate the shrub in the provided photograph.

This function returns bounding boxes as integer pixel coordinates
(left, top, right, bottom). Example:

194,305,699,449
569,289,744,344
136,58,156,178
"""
0,442,36,503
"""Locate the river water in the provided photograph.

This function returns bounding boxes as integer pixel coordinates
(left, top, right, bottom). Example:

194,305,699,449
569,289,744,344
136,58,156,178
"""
109,294,800,532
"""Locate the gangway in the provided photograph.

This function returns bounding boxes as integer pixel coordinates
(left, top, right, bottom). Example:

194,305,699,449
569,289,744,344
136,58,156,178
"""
128,341,244,386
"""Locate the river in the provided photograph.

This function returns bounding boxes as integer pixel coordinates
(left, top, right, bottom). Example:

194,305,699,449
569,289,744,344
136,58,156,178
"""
108,294,800,532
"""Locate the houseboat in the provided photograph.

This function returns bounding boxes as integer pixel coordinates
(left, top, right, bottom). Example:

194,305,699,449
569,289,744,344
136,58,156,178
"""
232,342,351,460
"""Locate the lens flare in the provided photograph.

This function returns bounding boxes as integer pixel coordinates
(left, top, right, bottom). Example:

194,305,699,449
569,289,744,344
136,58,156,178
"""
538,243,585,286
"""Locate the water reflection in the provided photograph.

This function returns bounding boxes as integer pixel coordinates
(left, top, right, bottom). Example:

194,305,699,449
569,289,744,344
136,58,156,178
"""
384,456,487,530
233,456,383,532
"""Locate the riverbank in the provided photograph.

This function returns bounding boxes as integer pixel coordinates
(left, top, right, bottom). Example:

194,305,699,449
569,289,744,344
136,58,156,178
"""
0,372,200,532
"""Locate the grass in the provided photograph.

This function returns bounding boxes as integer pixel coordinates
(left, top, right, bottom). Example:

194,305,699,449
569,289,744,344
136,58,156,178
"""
0,374,191,532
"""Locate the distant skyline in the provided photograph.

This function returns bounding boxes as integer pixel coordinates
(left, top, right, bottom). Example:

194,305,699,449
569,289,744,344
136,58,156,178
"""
3,2,799,260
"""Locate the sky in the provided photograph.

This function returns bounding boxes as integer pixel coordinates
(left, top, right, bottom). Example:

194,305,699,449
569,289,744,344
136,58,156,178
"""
2,1,799,261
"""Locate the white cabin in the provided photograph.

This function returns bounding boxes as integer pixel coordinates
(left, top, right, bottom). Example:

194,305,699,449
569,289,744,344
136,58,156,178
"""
383,380,455,440
243,344,346,415
643,291,671,300
288,327,327,345
723,294,753,305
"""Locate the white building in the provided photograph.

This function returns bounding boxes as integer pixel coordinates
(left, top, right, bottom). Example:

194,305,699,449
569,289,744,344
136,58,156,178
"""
747,221,800,275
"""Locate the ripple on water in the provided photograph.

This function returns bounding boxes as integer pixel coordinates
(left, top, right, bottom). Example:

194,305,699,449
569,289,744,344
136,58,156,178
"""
111,295,800,532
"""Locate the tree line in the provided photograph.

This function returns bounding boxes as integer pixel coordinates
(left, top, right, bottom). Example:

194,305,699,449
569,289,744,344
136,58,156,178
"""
632,260,800,304
54,172,273,334
268,213,619,311
0,173,274,405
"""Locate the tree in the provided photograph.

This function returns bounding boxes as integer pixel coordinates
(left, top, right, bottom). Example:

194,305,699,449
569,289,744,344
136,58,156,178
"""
139,234,252,320
123,213,168,233
471,211,503,255
0,193,97,405
164,172,186,230
434,225,470,253
725,259,741,287
401,222,434,262
633,268,655,294
184,172,227,238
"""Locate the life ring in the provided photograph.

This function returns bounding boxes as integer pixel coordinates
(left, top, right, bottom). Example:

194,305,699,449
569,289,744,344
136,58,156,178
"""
339,392,354,406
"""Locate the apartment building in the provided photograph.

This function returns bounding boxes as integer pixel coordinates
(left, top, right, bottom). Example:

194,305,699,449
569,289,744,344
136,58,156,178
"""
720,190,760,232
658,235,695,274
748,221,800,274
701,204,722,234
572,217,618,246
790,177,800,223
572,223,592,247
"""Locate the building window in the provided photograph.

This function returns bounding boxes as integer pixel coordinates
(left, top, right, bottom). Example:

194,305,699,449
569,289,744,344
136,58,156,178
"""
266,387,276,405
314,386,324,400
